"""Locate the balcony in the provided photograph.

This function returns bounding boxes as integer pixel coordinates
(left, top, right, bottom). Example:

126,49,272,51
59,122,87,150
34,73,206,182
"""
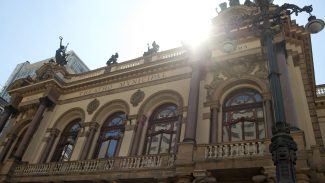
316,84,325,97
13,154,175,177
8,132,308,182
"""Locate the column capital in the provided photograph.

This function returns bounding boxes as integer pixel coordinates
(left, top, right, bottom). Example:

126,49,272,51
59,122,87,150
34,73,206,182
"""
262,92,272,101
204,100,220,110
81,122,100,131
46,128,60,137
39,96,54,107
136,114,147,126
4,105,18,113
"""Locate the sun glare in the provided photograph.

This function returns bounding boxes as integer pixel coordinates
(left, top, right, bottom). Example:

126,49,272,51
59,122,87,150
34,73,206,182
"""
128,0,215,51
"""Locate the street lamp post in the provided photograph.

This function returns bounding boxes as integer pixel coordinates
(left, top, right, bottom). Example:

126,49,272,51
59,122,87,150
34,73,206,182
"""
220,0,324,182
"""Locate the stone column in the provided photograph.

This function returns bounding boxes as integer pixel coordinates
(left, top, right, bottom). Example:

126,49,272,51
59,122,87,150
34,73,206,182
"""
130,115,147,156
183,63,202,143
0,134,17,162
263,93,274,138
39,128,60,163
275,41,299,128
210,104,219,144
80,122,99,160
0,105,17,133
13,97,53,161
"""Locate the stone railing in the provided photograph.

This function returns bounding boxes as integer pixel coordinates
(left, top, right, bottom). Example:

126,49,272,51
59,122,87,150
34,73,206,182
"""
13,154,175,176
119,154,175,169
204,140,266,159
316,85,325,97
14,158,114,176
157,48,186,60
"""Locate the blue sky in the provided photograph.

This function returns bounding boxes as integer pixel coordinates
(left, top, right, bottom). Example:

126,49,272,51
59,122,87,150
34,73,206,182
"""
0,0,324,88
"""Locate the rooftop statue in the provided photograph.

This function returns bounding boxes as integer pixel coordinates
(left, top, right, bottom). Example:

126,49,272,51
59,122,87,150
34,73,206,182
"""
106,52,119,66
55,36,69,66
143,41,159,56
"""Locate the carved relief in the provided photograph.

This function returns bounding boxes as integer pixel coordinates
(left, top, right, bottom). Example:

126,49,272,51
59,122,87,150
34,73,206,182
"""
130,89,145,107
87,98,100,114
206,59,268,100
35,62,70,82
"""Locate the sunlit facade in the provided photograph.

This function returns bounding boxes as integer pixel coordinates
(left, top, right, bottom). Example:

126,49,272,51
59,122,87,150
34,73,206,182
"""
0,2,325,183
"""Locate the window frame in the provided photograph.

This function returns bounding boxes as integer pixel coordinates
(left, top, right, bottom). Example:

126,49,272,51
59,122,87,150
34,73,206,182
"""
93,111,126,159
144,103,178,155
51,119,81,162
222,89,265,142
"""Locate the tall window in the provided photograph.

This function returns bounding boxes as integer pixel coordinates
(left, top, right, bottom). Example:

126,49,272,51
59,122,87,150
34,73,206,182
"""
145,104,178,155
222,89,265,142
94,112,126,158
51,120,80,162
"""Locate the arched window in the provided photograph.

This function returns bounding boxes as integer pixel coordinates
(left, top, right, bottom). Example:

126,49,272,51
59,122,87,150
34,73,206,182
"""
145,103,178,155
94,112,126,158
51,119,80,162
222,89,265,142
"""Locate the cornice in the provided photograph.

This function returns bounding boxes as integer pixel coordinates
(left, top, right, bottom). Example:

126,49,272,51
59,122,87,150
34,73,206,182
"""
62,57,189,93
9,57,189,98
57,72,192,105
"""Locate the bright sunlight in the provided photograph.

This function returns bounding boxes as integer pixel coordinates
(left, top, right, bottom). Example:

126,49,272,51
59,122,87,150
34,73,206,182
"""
126,0,216,51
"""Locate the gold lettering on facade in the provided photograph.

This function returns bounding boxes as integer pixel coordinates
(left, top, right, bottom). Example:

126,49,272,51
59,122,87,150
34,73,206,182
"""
79,72,166,96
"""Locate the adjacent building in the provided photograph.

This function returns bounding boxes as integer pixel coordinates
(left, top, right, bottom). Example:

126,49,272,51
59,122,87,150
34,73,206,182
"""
0,51,89,102
0,1,324,183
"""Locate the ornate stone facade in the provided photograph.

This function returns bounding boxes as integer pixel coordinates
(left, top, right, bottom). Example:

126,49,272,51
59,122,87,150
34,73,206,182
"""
0,2,324,183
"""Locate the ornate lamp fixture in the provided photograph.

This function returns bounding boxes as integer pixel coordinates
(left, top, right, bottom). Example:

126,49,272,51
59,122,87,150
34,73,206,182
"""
219,0,324,182
305,16,325,34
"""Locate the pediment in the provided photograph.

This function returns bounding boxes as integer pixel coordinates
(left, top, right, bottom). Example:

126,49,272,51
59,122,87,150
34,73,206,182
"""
35,61,70,82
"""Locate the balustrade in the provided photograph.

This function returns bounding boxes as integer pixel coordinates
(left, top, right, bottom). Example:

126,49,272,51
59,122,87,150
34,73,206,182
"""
159,49,186,60
13,154,175,176
316,85,325,97
205,140,266,159
14,159,114,176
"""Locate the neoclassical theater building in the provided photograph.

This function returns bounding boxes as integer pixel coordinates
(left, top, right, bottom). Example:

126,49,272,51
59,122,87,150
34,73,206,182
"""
0,2,325,183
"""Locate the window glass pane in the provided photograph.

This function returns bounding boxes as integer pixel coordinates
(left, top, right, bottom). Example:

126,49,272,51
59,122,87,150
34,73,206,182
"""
160,134,171,153
52,120,80,162
95,112,126,158
222,89,265,142
223,126,229,142
257,108,264,118
154,123,171,131
146,104,178,155
244,122,256,140
171,134,176,151
258,121,265,139
231,123,242,141
61,144,73,161
155,105,177,119
107,140,117,157
98,140,109,159
149,134,160,154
